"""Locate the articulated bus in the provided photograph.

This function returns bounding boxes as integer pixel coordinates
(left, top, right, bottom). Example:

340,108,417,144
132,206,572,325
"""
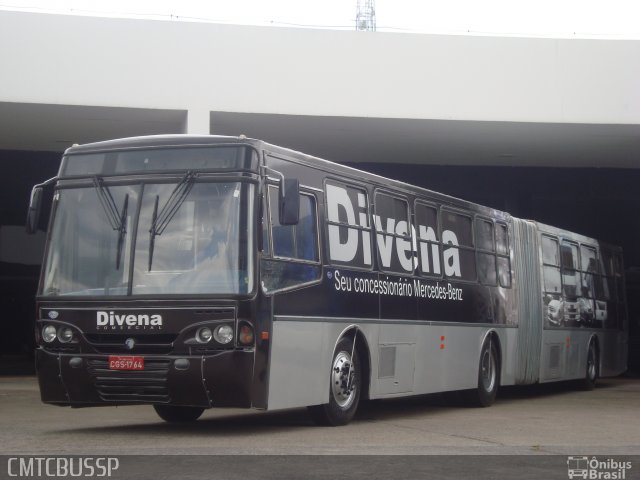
27,135,628,425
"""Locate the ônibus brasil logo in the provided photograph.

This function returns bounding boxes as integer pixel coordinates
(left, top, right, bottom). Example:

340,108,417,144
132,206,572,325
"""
96,311,163,331
567,456,632,479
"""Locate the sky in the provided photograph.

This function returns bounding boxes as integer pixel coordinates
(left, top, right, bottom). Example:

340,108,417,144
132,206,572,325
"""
1,0,639,38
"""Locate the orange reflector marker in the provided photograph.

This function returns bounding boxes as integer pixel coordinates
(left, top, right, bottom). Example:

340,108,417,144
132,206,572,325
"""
440,335,445,350
261,331,269,341
239,325,255,345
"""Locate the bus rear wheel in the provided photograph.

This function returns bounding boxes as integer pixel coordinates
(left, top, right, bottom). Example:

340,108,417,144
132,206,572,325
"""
580,341,599,391
308,337,361,426
464,336,499,407
153,405,204,423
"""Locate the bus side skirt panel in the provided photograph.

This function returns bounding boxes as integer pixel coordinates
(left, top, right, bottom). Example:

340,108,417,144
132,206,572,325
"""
266,318,519,410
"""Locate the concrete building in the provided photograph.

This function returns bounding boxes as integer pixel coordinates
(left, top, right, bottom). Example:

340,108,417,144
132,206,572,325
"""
0,10,638,363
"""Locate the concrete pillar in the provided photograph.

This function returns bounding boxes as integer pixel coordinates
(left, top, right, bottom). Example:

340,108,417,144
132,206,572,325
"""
182,107,210,135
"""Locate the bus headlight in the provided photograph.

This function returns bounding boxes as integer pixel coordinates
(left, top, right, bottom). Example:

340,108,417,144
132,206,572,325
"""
196,327,213,344
213,325,233,345
42,325,57,343
57,327,74,343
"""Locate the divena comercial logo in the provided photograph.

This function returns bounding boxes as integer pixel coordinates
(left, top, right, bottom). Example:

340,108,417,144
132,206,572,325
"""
567,457,632,479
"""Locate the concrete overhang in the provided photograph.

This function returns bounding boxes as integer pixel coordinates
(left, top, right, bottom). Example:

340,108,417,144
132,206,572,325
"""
0,102,186,152
211,112,640,168
1,102,638,169
0,10,638,168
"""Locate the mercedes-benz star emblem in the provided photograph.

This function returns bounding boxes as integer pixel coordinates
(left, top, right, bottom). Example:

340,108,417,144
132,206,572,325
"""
125,338,136,350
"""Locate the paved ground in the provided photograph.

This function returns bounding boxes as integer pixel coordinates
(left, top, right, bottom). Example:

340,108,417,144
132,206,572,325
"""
1,375,639,456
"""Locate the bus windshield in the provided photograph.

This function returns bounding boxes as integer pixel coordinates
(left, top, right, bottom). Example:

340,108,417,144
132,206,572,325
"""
41,180,255,297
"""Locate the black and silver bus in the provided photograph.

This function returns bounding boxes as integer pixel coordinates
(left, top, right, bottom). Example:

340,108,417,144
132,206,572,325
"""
27,135,628,425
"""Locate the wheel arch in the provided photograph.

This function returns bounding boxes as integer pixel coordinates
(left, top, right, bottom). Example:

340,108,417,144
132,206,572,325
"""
587,333,601,368
481,329,503,384
336,325,372,401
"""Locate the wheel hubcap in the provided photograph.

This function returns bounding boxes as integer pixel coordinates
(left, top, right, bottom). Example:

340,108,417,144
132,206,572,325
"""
481,348,496,392
331,351,356,408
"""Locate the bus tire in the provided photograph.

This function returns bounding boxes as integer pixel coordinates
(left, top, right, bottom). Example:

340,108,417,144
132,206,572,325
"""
308,337,361,426
153,404,204,423
580,340,599,391
465,336,499,407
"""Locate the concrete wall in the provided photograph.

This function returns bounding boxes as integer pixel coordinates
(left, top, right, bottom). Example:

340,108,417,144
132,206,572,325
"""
1,10,639,361
1,10,639,133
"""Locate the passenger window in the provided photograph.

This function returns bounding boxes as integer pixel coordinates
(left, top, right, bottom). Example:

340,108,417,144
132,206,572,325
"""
494,222,511,288
478,252,497,286
325,181,372,269
268,186,318,262
497,257,512,288
375,193,410,227
261,261,321,293
561,241,579,298
613,253,623,277
601,249,614,277
475,217,496,285
442,210,473,247
542,236,559,266
580,245,597,298
415,202,441,277
561,242,578,270
594,275,610,301
543,265,561,293
580,246,597,272
441,209,476,281
374,192,412,273
262,186,321,294
495,223,509,256
475,218,494,252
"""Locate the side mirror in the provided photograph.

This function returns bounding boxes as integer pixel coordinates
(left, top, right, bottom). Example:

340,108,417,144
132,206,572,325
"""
26,186,43,234
279,178,300,225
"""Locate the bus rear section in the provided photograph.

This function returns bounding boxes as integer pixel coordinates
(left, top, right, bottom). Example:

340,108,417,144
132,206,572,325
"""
511,219,627,388
536,223,628,384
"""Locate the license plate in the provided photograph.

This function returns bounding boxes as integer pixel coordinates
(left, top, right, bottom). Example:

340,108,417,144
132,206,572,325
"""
109,356,144,371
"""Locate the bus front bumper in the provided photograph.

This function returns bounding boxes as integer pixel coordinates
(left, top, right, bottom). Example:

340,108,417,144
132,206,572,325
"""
35,348,254,408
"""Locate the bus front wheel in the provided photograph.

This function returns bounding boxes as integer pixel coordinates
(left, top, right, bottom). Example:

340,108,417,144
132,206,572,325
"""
308,337,361,426
153,404,204,423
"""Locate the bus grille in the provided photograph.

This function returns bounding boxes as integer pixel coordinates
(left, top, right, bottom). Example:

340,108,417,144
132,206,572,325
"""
84,334,178,355
87,358,171,403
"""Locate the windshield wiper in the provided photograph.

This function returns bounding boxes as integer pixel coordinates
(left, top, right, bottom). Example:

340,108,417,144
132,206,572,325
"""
148,171,198,271
116,194,129,269
93,177,129,269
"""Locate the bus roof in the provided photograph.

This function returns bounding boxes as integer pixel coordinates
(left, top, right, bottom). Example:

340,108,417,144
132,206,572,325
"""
63,135,620,250
63,134,260,155
62,134,512,224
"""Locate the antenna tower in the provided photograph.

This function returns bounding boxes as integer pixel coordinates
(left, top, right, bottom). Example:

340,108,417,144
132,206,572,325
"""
356,0,376,31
